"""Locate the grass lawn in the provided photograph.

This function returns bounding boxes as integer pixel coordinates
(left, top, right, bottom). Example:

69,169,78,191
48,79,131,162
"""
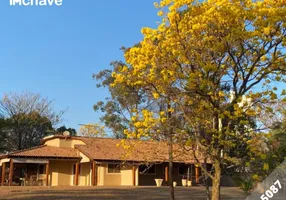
0,186,246,200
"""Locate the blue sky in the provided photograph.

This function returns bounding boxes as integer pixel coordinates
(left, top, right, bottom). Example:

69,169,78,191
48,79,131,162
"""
0,0,160,130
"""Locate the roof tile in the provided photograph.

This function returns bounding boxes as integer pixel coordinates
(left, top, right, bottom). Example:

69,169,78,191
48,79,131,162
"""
76,138,207,163
10,145,80,159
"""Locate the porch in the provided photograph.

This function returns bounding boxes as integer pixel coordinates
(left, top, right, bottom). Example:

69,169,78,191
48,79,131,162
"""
1,158,208,187
0,144,82,186
137,163,207,186
91,161,207,187
0,158,80,186
1,158,49,186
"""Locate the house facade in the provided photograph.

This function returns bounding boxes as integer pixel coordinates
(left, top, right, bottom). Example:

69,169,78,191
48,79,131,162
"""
0,135,209,187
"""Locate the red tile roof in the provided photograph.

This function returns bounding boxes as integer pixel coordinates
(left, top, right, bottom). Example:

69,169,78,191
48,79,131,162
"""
9,145,80,159
6,135,209,163
75,138,208,163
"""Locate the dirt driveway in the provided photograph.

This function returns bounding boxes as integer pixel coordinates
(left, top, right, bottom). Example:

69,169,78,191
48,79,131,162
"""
0,186,246,200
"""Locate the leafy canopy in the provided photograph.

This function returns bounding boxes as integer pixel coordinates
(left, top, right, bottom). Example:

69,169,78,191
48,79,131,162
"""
110,1,285,199
111,0,286,183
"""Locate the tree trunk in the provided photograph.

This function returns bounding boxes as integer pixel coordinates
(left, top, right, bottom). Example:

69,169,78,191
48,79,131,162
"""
17,130,22,150
204,167,211,200
168,141,175,200
167,101,175,200
211,159,221,200
206,182,211,200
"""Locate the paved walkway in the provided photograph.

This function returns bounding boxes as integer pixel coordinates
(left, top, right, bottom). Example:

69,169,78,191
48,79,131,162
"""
0,186,246,200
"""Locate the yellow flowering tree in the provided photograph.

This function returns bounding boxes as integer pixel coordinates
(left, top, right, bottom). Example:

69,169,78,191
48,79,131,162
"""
80,123,106,137
93,61,145,139
96,61,183,199
96,59,188,199
112,0,286,199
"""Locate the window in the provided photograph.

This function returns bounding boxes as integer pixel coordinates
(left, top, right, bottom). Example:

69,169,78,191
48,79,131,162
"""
38,165,45,174
107,164,121,174
139,164,156,175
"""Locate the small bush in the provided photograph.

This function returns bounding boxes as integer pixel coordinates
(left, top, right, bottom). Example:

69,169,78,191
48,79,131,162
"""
240,179,253,194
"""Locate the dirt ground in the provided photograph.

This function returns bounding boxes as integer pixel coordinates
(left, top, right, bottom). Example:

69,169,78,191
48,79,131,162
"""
0,186,246,200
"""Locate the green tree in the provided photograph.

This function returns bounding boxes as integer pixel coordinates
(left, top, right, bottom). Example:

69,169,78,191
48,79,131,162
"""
93,61,147,139
0,117,10,153
272,122,286,158
269,113,286,165
56,126,77,136
0,92,64,151
95,61,186,199
8,112,54,150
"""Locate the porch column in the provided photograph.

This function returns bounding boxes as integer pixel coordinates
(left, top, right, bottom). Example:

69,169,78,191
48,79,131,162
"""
165,165,169,185
92,161,97,186
187,165,190,181
45,161,50,186
1,162,5,186
132,166,136,186
195,166,199,184
75,161,79,186
9,159,13,186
